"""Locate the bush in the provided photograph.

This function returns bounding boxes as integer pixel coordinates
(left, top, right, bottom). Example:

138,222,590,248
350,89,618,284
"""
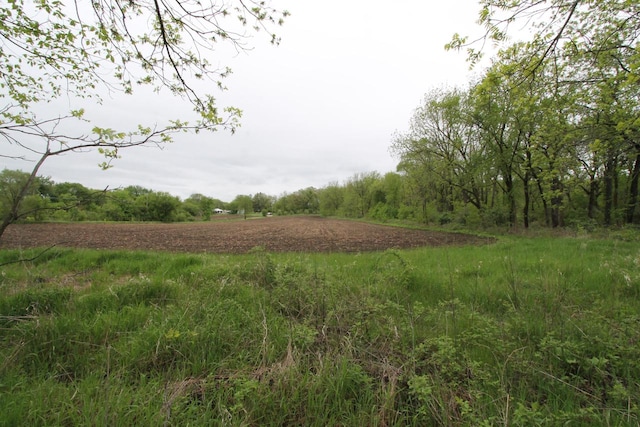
438,212,452,225
368,202,398,221
480,206,510,226
397,204,416,220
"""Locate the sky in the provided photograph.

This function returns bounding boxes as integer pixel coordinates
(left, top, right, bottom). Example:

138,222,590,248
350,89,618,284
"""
2,0,488,202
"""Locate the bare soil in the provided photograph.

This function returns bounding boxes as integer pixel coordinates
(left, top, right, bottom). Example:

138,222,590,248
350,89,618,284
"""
0,216,493,254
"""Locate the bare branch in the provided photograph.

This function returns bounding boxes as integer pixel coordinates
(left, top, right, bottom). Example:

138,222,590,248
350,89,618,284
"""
0,244,64,267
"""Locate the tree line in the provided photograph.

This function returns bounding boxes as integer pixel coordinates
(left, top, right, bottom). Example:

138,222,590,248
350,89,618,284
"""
393,0,640,229
390,75,639,229
0,168,398,224
0,169,264,223
285,1,640,229
3,154,639,229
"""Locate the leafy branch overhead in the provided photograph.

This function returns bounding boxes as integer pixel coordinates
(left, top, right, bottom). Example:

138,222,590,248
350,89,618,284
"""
447,0,640,81
0,0,288,240
1,0,288,112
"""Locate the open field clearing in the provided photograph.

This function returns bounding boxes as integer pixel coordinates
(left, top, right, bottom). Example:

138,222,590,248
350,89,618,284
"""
1,229,639,425
0,216,491,253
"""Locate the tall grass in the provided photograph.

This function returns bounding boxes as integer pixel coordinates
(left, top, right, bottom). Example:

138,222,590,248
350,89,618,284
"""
1,233,639,426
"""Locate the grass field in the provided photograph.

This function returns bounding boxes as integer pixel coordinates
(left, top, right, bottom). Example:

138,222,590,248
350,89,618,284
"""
1,226,639,426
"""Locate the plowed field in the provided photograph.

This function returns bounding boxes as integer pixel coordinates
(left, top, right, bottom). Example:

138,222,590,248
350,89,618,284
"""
0,216,492,254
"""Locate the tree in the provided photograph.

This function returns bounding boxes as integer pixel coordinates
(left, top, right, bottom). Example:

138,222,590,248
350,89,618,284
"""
295,187,320,214
231,194,253,219
252,192,274,214
341,172,380,218
0,169,38,224
392,87,489,214
184,193,217,220
0,0,289,238
318,182,344,216
273,188,319,215
45,181,104,221
447,1,640,227
366,173,404,221
381,172,404,215
135,192,180,222
394,159,435,223
101,189,136,221
448,0,640,77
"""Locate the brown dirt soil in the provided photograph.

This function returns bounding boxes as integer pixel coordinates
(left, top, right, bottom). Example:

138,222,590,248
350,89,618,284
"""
0,216,493,254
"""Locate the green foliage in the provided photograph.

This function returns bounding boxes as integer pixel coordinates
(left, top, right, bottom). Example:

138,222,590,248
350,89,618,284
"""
252,192,274,213
318,182,344,216
389,1,640,230
134,192,181,222
231,194,254,218
0,171,241,223
368,202,397,221
1,233,639,424
0,169,38,221
273,187,320,215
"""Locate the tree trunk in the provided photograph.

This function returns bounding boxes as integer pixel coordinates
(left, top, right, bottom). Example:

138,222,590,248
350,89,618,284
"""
504,173,517,227
421,197,428,224
0,151,50,241
522,173,530,229
490,180,497,209
614,165,619,213
550,177,563,228
626,148,640,224
603,157,615,226
532,174,550,226
587,175,599,220
522,149,535,229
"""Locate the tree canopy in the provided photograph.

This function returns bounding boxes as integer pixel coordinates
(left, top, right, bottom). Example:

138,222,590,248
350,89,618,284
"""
421,0,640,227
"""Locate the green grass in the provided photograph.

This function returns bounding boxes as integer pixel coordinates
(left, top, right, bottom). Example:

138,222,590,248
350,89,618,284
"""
1,232,639,426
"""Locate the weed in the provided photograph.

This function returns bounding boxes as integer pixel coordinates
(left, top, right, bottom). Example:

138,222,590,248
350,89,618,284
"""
1,233,639,424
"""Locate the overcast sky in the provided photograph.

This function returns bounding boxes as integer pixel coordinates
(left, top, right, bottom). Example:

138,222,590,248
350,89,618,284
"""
3,0,487,202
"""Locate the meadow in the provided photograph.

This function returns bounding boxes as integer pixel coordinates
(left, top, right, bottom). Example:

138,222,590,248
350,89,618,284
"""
0,227,639,426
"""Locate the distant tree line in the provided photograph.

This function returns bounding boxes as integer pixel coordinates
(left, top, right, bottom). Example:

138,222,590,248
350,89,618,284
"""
3,161,639,229
0,169,221,223
0,168,290,224
249,147,640,227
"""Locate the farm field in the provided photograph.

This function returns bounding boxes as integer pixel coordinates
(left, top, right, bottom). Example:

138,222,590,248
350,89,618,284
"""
0,216,491,253
0,224,639,425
